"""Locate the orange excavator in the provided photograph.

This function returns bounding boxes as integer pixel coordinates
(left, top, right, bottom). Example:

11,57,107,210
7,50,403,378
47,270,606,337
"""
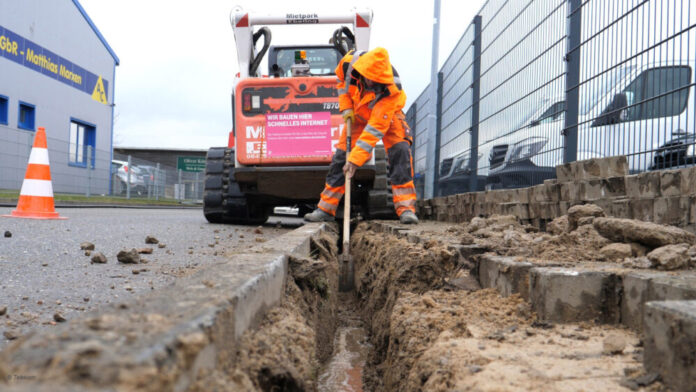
203,7,394,224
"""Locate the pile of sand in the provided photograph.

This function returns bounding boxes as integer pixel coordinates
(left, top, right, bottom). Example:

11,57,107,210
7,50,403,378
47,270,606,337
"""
453,204,696,269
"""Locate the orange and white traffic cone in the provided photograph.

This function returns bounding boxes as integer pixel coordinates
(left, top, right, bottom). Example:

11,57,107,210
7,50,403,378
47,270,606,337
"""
3,127,66,220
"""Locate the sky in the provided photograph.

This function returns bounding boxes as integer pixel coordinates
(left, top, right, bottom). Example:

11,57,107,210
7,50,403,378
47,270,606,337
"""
78,0,485,149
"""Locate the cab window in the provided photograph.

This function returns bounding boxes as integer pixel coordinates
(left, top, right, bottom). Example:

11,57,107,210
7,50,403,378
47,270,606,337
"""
533,101,565,125
622,66,691,121
273,48,340,76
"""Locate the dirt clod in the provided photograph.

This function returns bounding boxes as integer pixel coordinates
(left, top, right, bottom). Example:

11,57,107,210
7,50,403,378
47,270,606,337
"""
600,243,633,261
158,243,166,248
145,235,159,244
3,329,19,340
3,231,11,238
80,242,95,251
459,232,475,245
547,215,568,235
567,204,605,231
647,243,691,270
137,247,154,254
253,226,264,234
84,250,92,256
0,306,7,316
622,257,653,269
603,333,627,355
53,313,66,323
90,252,107,264
116,249,141,264
629,242,649,257
594,217,696,247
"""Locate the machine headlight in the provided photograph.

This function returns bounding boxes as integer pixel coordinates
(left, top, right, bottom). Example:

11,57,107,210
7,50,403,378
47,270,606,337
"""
506,137,548,163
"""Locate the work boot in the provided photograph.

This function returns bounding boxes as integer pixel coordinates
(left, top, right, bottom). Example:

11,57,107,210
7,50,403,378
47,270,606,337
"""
304,208,335,222
399,211,419,225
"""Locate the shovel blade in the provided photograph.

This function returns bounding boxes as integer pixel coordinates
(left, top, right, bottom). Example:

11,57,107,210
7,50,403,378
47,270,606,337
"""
338,253,354,292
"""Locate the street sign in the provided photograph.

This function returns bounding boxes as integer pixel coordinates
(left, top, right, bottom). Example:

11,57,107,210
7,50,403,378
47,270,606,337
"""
177,156,206,172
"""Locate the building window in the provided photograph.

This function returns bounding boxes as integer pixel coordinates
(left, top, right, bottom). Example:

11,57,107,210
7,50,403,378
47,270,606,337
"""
69,120,96,168
18,102,35,131
0,96,8,125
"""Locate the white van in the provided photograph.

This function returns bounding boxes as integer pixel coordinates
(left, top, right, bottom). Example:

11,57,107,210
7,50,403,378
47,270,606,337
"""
488,61,694,188
486,96,566,189
437,144,490,196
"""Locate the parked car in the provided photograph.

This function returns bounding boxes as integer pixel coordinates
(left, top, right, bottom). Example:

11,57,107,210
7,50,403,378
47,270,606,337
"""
137,165,160,189
488,60,695,188
111,160,146,195
649,132,696,170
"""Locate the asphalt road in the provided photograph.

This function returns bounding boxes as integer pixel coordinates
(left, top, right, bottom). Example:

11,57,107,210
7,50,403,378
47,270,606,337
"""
0,207,303,348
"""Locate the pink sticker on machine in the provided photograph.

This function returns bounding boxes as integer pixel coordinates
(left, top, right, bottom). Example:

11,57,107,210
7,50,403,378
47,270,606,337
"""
265,112,332,157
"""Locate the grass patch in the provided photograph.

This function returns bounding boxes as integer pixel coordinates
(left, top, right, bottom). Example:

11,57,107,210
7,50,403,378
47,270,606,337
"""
0,190,189,206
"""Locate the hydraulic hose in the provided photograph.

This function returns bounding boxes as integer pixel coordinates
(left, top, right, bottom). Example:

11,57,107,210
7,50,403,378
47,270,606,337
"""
332,27,355,56
249,27,271,76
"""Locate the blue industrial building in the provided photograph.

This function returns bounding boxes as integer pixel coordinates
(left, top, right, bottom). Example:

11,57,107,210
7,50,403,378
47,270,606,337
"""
0,0,118,194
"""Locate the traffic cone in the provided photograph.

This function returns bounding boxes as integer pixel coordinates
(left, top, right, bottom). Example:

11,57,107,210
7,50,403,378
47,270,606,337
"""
3,127,66,220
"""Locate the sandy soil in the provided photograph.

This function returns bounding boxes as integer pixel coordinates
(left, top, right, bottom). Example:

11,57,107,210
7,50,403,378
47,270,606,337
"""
188,231,339,392
417,207,696,270
351,224,667,392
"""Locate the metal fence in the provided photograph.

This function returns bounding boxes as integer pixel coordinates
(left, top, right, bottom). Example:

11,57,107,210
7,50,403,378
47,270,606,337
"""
412,0,696,198
0,125,204,203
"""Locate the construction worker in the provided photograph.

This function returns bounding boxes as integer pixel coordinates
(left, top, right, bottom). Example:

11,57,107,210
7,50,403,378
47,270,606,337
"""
304,47,419,224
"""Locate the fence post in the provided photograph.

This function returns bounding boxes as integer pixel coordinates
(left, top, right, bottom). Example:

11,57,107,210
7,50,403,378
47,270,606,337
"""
424,0,441,200
194,172,199,201
155,163,160,201
563,0,582,164
469,15,482,193
126,155,132,199
433,71,444,197
178,169,183,201
86,146,92,198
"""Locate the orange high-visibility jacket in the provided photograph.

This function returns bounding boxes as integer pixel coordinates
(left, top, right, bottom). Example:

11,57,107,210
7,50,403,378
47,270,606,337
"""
335,47,408,167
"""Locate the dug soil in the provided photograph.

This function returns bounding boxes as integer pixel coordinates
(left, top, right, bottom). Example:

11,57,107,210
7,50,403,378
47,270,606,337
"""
188,231,340,392
190,217,669,391
351,223,666,392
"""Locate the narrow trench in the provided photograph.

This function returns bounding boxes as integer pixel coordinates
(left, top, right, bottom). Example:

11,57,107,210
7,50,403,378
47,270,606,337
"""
317,219,369,392
211,220,651,392
316,293,370,392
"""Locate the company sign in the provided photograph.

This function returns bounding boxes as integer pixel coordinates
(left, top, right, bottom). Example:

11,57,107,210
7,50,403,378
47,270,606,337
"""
177,156,206,172
0,24,109,104
265,112,332,158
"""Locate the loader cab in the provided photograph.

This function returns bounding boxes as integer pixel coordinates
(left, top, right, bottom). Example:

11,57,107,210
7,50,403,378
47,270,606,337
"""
268,45,342,77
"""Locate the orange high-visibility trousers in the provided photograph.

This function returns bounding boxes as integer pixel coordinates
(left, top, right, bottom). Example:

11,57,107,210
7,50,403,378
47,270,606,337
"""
317,129,416,217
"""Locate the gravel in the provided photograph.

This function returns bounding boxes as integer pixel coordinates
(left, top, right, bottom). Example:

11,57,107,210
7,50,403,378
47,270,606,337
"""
0,208,298,349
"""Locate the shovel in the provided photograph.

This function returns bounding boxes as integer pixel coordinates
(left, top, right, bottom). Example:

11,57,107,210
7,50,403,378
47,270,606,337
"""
338,117,355,292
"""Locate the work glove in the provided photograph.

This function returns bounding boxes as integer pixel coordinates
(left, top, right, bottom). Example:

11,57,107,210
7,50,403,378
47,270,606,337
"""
342,109,355,125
